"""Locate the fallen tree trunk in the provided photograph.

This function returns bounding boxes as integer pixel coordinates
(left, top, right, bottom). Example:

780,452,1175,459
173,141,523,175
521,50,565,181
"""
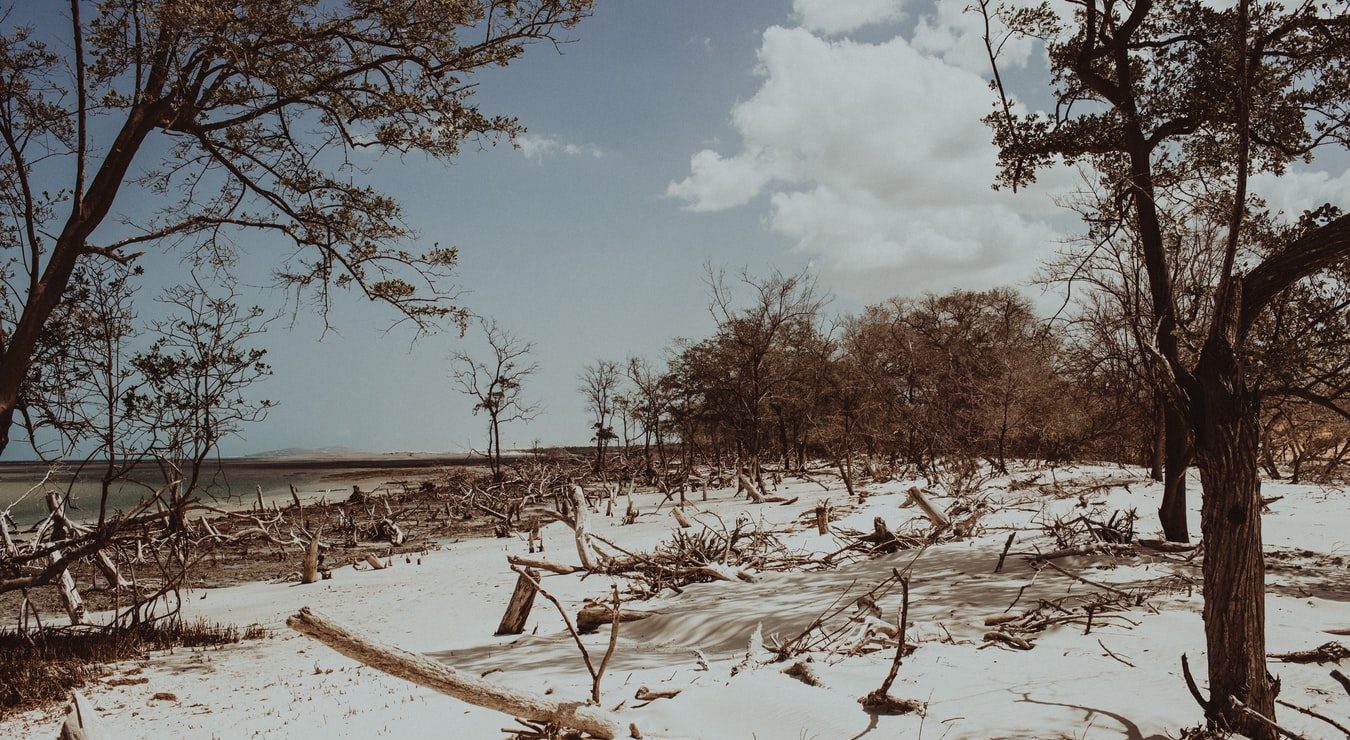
905,488,949,529
287,607,633,739
576,602,657,634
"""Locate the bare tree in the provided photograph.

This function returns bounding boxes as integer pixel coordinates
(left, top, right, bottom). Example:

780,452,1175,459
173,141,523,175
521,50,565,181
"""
451,318,540,482
579,360,620,480
706,266,828,488
132,275,274,535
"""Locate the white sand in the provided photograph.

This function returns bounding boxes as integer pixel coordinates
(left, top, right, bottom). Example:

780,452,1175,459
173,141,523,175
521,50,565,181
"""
4,466,1347,739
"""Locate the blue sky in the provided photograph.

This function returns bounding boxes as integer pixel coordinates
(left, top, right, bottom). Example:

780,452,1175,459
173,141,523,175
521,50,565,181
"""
9,0,1350,458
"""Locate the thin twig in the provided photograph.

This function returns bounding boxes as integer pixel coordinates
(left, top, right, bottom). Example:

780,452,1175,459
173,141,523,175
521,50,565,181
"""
1275,698,1350,736
1096,639,1134,667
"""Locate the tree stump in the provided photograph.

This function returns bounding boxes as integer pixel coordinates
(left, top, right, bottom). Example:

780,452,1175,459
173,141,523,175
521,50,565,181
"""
495,568,539,636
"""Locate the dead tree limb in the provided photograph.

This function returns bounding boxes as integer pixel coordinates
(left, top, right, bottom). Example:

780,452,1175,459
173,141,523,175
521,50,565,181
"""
905,487,949,529
1275,698,1350,736
1331,668,1350,698
287,607,632,739
507,555,580,575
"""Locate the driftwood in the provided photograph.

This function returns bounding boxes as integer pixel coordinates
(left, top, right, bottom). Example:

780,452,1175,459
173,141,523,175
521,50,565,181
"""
1268,641,1349,664
905,487,950,529
815,502,830,534
634,686,681,701
495,568,540,636
576,602,656,634
571,485,600,571
697,562,758,583
1332,668,1350,698
671,507,692,529
287,608,632,739
983,630,1034,650
507,555,580,576
301,526,323,584
738,473,765,503
363,553,386,570
57,691,105,740
783,660,822,687
1032,542,1136,561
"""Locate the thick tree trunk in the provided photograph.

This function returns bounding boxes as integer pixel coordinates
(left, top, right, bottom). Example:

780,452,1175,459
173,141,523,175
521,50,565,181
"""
1160,400,1190,543
1194,335,1276,739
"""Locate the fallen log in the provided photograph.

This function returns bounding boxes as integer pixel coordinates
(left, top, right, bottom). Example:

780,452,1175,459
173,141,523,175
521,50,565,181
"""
1268,641,1348,664
495,568,539,636
363,553,386,570
983,630,1033,650
1031,542,1136,561
287,608,632,739
634,686,681,701
576,602,657,634
905,487,950,529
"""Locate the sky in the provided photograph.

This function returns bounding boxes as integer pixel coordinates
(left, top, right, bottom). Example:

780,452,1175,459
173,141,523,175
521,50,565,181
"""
9,0,1350,458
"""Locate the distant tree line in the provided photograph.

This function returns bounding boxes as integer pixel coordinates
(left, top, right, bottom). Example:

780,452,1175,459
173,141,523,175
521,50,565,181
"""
572,261,1346,506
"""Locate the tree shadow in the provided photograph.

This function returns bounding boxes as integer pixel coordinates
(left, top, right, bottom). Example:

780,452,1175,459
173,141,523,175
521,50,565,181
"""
1016,693,1173,740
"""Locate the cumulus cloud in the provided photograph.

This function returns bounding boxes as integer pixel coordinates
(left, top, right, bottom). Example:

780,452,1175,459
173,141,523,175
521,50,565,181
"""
667,23,1068,298
516,134,603,162
792,0,907,36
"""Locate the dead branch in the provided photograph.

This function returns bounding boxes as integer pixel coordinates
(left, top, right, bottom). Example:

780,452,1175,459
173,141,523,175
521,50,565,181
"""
287,607,631,739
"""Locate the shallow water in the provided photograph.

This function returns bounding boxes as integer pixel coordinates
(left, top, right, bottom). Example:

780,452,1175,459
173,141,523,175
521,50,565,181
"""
0,462,436,527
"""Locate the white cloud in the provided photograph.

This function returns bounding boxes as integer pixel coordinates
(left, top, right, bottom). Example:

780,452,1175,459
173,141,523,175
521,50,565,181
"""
792,0,906,36
910,0,1039,73
668,24,1068,298
515,134,603,162
1250,168,1350,219
667,150,770,211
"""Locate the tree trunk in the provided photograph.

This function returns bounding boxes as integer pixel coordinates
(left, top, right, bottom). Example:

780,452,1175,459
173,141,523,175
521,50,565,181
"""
1150,392,1165,481
1193,341,1276,739
1160,399,1190,543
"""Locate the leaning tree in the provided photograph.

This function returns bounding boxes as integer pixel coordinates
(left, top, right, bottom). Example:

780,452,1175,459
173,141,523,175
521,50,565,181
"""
981,0,1350,734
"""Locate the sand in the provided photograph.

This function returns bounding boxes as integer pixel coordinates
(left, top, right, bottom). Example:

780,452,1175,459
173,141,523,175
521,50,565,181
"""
3,465,1347,739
